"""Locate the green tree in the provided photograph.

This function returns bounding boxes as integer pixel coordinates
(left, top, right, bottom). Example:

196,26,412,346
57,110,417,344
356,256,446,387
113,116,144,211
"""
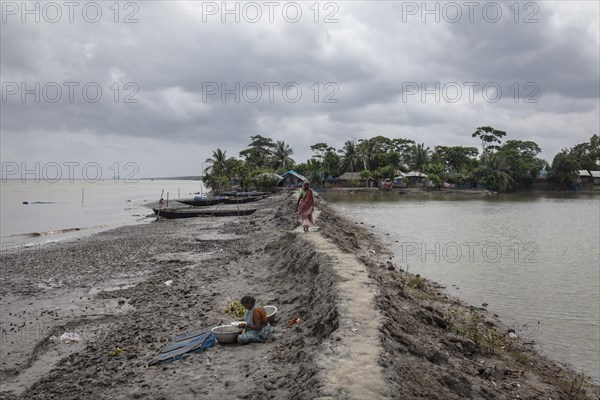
310,142,338,185
496,140,545,187
310,143,329,162
204,148,228,174
373,165,395,179
357,139,377,171
203,153,244,192
393,138,416,169
433,146,479,174
426,173,441,188
369,136,398,170
477,154,514,192
272,141,295,172
231,161,253,192
359,169,373,187
548,135,600,187
570,134,600,170
408,143,431,171
550,150,579,187
322,147,341,178
424,162,446,183
296,158,322,183
354,136,401,171
239,135,275,168
338,140,360,173
472,126,506,156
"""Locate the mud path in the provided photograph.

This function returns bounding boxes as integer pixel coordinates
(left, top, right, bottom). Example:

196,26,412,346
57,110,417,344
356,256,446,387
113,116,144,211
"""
294,211,390,399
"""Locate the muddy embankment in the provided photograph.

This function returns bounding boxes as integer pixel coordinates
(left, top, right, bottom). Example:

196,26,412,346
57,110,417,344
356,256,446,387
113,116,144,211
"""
317,201,600,400
1,194,340,399
0,193,598,399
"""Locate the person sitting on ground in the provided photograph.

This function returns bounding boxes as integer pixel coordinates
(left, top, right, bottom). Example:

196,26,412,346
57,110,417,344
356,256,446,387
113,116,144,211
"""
237,295,271,345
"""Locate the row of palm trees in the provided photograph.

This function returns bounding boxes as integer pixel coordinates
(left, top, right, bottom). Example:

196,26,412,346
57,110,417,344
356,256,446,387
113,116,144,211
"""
204,140,295,175
316,140,434,174
204,131,599,192
205,139,439,180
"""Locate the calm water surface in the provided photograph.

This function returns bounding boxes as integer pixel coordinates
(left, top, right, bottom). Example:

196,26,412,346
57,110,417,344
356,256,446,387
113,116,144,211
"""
0,180,205,246
324,191,600,383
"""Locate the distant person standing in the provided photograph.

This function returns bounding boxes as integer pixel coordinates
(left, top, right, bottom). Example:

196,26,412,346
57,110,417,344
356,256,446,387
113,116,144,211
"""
296,181,316,233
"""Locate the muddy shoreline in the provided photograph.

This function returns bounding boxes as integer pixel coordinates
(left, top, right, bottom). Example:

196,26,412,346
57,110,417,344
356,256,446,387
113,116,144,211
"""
1,193,598,399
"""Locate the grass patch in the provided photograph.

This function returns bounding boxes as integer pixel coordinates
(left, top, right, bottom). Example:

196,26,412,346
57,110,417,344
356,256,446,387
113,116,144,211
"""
406,274,427,290
567,370,589,400
445,309,506,355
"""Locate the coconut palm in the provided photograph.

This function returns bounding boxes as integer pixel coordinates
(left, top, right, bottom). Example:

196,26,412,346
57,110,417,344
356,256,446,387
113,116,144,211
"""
338,140,359,172
204,148,228,174
356,138,378,171
479,153,514,192
408,143,431,171
272,141,295,171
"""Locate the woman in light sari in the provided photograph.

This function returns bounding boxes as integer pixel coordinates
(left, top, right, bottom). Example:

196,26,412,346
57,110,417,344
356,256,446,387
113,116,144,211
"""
296,181,315,232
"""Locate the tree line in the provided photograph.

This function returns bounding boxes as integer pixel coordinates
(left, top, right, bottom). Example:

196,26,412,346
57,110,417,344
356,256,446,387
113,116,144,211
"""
202,127,599,192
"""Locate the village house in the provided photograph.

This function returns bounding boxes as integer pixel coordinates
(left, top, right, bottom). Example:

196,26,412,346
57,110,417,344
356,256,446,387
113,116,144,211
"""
333,172,376,188
590,171,600,185
578,170,593,186
278,170,307,188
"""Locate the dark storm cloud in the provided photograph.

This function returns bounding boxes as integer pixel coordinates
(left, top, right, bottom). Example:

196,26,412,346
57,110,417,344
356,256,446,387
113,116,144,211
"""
1,1,598,176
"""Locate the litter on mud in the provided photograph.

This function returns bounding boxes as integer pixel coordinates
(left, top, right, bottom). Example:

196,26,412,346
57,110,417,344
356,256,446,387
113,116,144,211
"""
149,328,215,366
57,332,81,343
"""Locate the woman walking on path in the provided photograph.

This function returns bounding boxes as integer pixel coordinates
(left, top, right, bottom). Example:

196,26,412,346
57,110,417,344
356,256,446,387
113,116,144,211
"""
296,181,316,232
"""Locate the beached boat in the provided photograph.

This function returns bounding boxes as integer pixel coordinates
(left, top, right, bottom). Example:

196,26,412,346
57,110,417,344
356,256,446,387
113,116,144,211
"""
177,196,225,206
153,207,257,219
220,191,270,198
222,196,262,204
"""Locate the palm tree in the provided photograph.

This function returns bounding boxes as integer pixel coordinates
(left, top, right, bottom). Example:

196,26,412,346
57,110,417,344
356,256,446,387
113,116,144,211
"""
338,140,359,172
480,153,514,192
357,138,377,171
204,148,228,174
409,143,431,171
272,141,295,171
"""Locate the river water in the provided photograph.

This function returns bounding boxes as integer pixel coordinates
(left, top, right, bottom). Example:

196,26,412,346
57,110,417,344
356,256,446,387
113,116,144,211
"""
323,191,600,383
0,179,205,248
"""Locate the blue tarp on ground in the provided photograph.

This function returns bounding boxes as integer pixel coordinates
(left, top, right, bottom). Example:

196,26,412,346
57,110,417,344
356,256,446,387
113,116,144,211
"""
149,329,215,366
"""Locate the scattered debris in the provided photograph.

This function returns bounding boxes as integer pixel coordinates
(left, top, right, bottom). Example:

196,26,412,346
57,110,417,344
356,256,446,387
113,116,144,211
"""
108,347,125,357
59,332,81,343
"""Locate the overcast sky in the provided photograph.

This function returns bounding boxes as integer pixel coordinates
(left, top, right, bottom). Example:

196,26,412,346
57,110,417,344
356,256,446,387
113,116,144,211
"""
1,0,599,179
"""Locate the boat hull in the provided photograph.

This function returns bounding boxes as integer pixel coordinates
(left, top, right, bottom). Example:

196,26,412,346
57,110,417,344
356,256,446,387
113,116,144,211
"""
153,208,257,219
222,196,260,204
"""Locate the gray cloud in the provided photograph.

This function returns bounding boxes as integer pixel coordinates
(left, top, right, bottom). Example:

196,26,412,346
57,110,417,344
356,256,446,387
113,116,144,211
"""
1,1,598,177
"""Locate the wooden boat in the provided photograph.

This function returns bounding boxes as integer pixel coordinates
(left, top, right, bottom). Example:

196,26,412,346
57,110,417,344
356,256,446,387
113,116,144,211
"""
222,196,261,204
177,196,225,206
153,207,257,219
220,191,270,198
